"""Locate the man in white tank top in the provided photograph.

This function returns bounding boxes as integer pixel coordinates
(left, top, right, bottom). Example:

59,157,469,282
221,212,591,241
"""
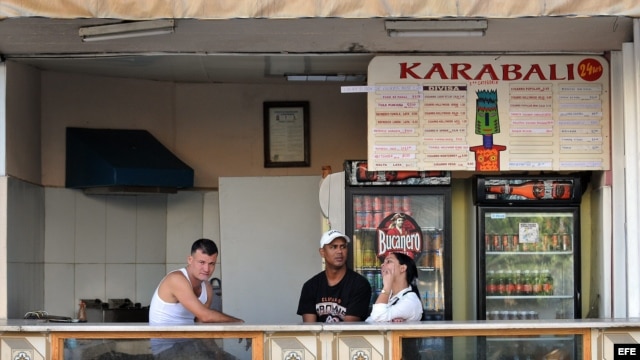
149,239,244,358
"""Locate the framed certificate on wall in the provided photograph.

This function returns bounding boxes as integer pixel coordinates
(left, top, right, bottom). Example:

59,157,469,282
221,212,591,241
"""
263,101,310,168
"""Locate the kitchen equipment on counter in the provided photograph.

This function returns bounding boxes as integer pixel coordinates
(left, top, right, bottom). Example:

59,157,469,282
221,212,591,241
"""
24,311,74,322
80,298,149,322
210,277,222,312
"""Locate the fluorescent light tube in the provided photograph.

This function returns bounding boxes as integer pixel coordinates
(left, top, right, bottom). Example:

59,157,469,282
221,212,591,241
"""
388,30,485,38
79,20,175,42
385,19,487,38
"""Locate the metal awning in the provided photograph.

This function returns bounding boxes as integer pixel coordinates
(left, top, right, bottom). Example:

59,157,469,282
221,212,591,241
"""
1,0,639,20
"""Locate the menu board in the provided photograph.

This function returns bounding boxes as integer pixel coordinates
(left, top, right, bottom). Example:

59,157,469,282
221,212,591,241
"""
364,55,610,171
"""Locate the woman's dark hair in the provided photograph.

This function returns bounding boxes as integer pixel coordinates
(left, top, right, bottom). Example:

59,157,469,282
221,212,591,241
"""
191,238,219,256
391,252,421,300
391,252,425,321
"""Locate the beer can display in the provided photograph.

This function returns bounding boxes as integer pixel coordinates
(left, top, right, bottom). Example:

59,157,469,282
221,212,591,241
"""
402,196,411,213
356,212,367,229
344,170,452,322
354,196,363,212
383,196,394,216
373,211,383,228
372,196,382,211
392,196,403,212
363,195,372,210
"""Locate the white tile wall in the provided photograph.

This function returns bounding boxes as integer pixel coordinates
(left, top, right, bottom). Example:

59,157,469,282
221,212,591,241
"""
5,180,218,319
44,188,76,263
135,263,166,306
105,196,137,263
136,196,167,264
40,187,216,317
43,263,74,316
106,263,136,299
6,178,45,319
75,194,107,263
166,192,204,263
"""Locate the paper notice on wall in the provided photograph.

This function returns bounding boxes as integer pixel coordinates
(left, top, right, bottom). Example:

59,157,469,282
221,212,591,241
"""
366,55,610,171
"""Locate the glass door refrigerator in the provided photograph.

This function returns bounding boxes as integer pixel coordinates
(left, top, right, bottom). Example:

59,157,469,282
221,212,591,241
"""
344,160,452,358
474,175,586,360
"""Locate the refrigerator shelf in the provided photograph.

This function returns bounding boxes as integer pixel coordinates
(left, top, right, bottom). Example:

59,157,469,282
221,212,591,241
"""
486,335,576,342
486,251,573,255
487,295,574,300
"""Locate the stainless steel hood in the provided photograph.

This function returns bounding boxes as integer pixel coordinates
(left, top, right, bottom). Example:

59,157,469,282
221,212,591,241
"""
65,127,194,195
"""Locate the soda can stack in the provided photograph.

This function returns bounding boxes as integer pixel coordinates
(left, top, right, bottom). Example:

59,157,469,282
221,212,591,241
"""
356,211,367,229
372,196,382,211
354,196,363,212
363,196,372,211
373,211,383,228
402,196,412,215
365,211,374,228
383,196,394,217
393,196,403,213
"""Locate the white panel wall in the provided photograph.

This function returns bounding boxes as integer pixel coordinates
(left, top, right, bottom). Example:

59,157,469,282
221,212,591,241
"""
219,176,323,324
43,188,171,317
6,177,44,319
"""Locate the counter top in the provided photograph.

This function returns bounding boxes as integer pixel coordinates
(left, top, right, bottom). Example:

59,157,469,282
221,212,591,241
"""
2,318,640,333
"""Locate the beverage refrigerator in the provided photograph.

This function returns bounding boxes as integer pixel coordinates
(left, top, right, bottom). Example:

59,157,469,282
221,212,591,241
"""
474,175,586,359
344,160,452,358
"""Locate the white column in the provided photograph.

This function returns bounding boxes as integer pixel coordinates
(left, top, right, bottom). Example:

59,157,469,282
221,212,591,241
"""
619,19,640,317
0,61,7,319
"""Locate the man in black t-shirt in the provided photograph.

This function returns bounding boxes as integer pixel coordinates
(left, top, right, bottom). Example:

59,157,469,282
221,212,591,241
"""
297,230,372,322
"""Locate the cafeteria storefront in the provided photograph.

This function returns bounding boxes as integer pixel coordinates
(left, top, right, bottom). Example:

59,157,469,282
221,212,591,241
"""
1,2,640,359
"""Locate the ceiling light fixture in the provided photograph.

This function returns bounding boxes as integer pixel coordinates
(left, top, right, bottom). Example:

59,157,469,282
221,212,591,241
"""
79,19,175,42
286,74,367,82
385,19,488,38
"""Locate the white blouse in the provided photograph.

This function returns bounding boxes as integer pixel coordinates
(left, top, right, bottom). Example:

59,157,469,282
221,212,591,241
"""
366,286,423,322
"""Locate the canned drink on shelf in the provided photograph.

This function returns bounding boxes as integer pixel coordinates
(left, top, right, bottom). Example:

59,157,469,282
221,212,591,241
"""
433,231,443,250
365,211,374,228
502,234,510,251
402,196,411,213
365,270,375,288
373,211,383,228
562,233,572,251
492,234,501,251
356,211,367,229
526,311,538,320
511,234,519,252
375,272,383,290
393,196,403,212
373,196,382,211
354,196,363,212
354,236,363,268
363,249,376,267
383,196,393,215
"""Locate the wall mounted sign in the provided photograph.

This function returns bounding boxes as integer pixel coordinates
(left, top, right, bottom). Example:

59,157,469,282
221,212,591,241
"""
364,55,610,171
263,101,310,167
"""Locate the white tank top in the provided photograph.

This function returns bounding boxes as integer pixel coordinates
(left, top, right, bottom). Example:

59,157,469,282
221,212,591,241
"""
149,268,208,325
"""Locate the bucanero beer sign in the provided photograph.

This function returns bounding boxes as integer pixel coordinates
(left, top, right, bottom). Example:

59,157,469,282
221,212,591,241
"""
376,212,423,259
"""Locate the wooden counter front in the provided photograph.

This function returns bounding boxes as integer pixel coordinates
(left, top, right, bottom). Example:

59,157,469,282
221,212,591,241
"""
2,319,640,359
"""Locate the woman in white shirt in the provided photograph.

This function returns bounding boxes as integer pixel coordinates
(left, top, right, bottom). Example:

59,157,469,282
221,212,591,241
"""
366,252,424,322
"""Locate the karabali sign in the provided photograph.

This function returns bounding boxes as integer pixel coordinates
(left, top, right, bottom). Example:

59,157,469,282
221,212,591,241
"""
376,212,422,259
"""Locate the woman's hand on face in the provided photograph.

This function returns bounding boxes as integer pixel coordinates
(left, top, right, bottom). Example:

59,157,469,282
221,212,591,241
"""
381,267,394,287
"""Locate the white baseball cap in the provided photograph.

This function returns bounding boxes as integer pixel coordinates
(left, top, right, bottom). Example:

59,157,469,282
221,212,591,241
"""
320,230,350,248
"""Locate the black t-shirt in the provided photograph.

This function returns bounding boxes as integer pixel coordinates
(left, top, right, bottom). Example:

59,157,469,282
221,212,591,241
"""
297,269,372,322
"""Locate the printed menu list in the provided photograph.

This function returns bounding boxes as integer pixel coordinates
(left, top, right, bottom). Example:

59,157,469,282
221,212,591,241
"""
365,56,610,171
